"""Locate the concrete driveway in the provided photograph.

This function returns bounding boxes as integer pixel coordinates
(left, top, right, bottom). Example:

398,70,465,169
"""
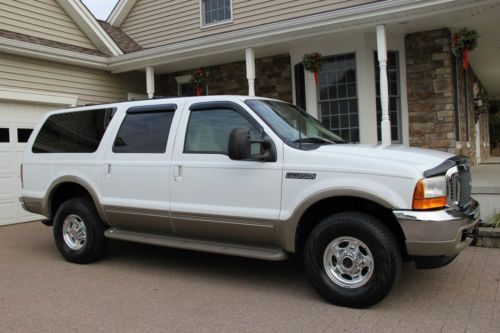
1,222,499,333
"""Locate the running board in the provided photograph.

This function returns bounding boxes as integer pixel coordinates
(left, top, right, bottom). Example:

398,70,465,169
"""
104,228,289,261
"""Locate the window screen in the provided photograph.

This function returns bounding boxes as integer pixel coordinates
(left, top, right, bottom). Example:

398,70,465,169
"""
113,111,174,153
318,53,359,142
203,0,231,25
184,109,260,154
17,128,33,143
32,108,115,153
0,128,9,143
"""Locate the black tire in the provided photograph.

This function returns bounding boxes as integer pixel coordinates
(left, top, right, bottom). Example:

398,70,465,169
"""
304,211,402,308
53,198,108,264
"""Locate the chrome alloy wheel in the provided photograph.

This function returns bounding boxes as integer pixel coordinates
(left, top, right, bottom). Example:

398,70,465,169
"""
62,214,87,251
323,236,374,288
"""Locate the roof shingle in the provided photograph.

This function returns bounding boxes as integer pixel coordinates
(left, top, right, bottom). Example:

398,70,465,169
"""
98,21,143,54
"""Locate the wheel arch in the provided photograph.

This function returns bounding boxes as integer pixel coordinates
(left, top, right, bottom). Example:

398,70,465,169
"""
277,191,406,257
43,176,107,223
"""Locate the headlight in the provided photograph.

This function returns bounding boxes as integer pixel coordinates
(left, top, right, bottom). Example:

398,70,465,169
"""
412,176,447,210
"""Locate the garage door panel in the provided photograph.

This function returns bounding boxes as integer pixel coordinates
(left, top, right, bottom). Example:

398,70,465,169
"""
1,100,63,225
0,151,13,169
0,200,16,221
0,176,14,196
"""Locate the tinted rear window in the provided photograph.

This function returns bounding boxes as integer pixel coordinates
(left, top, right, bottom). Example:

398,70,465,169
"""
32,108,115,153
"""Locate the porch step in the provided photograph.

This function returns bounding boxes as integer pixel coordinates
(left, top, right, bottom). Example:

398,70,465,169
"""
104,228,289,261
474,227,500,249
471,162,500,223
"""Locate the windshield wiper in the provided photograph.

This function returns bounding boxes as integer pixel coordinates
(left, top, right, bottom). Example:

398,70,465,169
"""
293,137,338,144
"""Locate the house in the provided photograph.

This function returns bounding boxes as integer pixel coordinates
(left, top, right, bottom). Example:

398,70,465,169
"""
0,0,498,226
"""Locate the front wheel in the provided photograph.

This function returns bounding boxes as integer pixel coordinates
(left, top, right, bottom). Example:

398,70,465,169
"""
53,198,108,264
304,211,402,308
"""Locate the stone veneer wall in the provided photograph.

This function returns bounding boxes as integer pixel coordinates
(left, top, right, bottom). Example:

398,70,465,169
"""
157,54,292,103
405,28,490,164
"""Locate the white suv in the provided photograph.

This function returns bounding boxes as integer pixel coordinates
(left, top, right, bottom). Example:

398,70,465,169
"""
20,96,480,308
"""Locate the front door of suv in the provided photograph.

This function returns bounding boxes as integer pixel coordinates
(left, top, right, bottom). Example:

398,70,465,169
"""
170,101,283,245
101,103,182,234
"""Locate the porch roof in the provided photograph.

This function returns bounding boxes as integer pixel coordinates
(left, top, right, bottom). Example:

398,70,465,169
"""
107,0,500,99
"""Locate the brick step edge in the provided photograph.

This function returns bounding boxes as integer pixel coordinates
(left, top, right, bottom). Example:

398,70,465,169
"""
474,227,500,248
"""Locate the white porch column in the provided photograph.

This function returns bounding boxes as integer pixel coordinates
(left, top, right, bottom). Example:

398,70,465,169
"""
146,66,155,99
376,25,391,145
245,48,256,97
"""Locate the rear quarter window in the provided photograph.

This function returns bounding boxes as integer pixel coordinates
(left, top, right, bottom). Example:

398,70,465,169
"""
32,108,115,153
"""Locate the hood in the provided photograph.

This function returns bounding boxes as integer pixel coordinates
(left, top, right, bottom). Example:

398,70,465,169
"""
314,144,454,176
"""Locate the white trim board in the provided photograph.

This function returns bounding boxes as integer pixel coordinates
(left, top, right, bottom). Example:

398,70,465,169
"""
107,0,137,27
56,0,123,56
108,0,499,73
0,37,109,70
0,87,78,106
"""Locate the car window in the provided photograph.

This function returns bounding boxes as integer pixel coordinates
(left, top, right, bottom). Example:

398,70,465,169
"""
113,111,175,154
32,108,115,153
184,108,261,155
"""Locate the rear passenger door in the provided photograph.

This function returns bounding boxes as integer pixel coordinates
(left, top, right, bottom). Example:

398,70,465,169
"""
170,101,283,245
101,103,181,234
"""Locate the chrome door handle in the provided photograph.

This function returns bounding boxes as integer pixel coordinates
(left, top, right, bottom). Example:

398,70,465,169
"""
173,165,182,181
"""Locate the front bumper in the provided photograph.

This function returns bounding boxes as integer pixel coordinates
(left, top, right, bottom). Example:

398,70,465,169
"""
393,199,480,257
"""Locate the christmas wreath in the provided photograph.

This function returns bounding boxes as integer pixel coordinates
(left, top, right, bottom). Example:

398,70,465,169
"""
451,28,479,70
303,52,323,84
191,68,209,96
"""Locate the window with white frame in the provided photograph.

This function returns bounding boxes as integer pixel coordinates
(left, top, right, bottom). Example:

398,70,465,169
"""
318,53,359,143
201,0,232,26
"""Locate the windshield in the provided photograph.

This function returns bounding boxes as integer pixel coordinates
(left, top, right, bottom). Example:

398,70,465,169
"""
246,100,345,148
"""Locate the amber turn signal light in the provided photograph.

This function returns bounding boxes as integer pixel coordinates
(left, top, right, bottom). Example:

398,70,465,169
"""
412,179,447,210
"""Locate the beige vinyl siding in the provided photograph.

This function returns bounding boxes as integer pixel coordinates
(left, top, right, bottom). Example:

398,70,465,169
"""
0,53,145,105
0,0,97,50
121,0,382,48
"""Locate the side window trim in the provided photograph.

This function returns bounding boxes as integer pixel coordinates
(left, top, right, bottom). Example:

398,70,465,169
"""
183,101,265,155
127,104,177,114
189,101,261,128
113,105,177,154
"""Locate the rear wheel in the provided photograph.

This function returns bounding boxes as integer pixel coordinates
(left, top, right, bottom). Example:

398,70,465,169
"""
53,198,108,264
304,211,402,308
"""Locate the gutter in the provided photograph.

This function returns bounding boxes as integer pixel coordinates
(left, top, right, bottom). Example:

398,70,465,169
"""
0,37,109,70
108,0,465,73
1,0,496,73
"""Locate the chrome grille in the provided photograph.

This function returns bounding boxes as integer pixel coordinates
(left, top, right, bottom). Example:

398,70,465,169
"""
458,167,472,207
446,163,472,209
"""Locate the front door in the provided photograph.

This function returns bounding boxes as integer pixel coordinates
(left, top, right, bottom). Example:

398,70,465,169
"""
170,101,283,245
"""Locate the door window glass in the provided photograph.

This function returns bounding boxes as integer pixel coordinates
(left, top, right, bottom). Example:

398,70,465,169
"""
184,108,260,154
114,111,175,153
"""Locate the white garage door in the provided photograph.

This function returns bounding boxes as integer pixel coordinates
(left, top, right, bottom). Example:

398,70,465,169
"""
0,101,60,226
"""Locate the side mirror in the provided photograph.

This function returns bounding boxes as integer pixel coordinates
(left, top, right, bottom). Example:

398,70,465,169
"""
228,128,277,162
228,128,251,160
